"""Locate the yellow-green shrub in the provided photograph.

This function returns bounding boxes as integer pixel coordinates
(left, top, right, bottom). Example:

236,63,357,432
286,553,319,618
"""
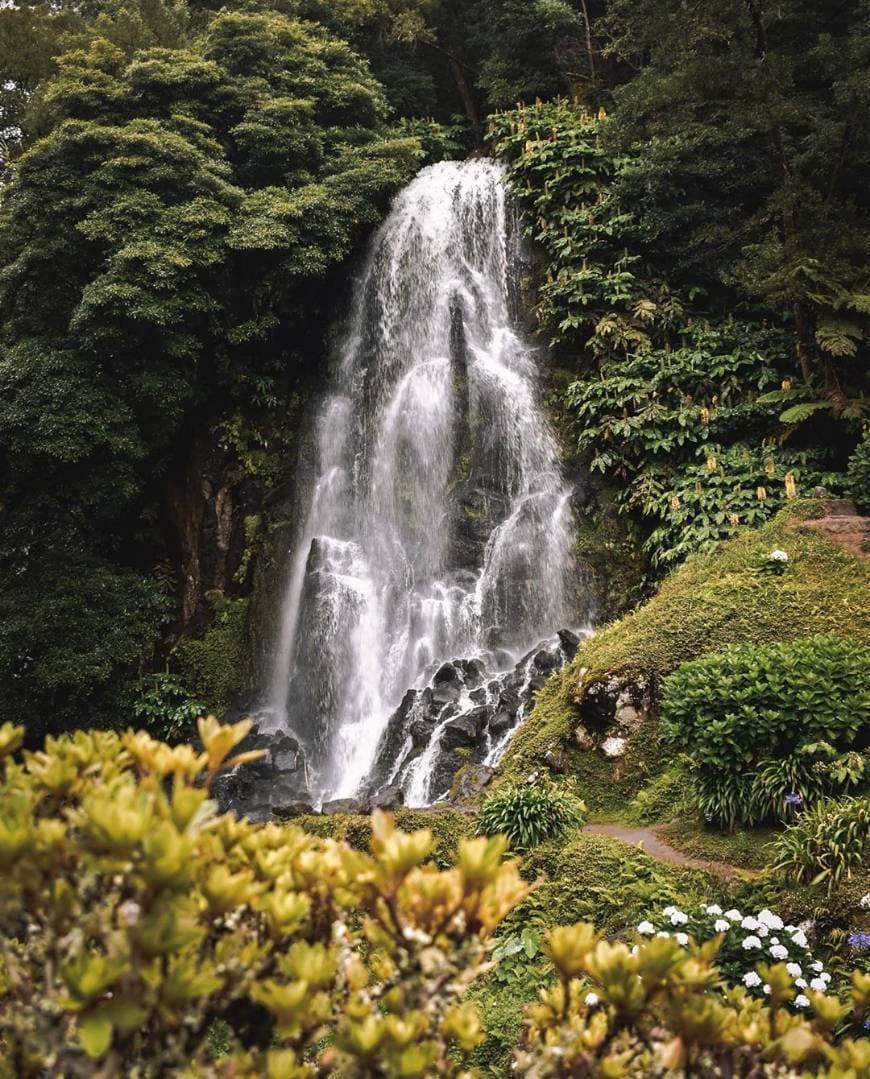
0,719,867,1078
0,718,528,1077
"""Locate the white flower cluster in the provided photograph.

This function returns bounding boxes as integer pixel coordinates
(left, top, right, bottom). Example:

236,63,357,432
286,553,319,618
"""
636,903,830,1011
770,549,789,562
860,892,870,910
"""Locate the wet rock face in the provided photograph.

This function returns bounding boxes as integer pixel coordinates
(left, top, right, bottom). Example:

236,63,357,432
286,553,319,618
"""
364,629,584,806
212,721,312,822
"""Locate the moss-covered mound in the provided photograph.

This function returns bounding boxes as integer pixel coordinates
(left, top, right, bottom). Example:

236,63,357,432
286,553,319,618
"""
500,501,870,799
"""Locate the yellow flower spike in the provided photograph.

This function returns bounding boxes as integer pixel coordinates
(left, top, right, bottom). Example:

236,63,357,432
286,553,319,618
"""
670,494,681,511
756,485,767,500
546,922,598,978
0,722,23,759
784,471,797,498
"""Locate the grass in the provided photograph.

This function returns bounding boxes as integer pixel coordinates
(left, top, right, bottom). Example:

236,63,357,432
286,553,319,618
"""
499,500,870,789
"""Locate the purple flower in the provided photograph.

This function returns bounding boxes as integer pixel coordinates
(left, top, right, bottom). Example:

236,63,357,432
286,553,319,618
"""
784,791,802,806
847,931,870,950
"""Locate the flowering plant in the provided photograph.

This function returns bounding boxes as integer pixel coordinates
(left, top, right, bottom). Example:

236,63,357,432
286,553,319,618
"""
635,903,832,1008
758,547,791,576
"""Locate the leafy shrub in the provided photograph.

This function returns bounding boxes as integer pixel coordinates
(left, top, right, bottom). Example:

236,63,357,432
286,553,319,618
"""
633,902,829,1004
845,430,870,513
0,720,868,1076
512,922,870,1076
477,780,586,850
0,718,528,1076
773,797,870,893
661,634,870,827
132,671,205,743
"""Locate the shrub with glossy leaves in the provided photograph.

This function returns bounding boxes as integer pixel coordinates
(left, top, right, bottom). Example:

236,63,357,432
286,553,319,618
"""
661,634,870,827
477,780,586,851
0,718,530,1077
773,796,870,894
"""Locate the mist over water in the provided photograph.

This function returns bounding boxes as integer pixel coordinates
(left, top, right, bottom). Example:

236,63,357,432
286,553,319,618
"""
267,160,577,803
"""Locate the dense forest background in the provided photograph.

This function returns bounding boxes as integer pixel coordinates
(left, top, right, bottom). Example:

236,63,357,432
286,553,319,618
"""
1,0,867,739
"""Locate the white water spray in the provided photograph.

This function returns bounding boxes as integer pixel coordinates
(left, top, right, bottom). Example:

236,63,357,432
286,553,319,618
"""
267,160,576,802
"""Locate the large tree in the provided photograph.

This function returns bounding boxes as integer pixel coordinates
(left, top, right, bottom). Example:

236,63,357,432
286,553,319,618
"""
0,5,418,731
606,0,870,418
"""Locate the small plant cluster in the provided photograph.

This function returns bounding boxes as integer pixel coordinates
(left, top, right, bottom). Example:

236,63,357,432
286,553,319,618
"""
0,718,529,1076
773,796,870,893
661,634,870,827
512,921,870,1077
477,778,586,851
634,903,830,1009
133,671,206,743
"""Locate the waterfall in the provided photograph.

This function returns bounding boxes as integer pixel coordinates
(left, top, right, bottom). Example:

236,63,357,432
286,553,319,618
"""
266,159,579,805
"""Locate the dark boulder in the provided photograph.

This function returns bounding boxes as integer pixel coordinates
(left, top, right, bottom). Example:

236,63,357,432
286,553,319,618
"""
451,764,495,803
489,710,515,737
440,713,480,750
557,628,581,657
273,801,317,819
371,784,405,809
322,797,370,815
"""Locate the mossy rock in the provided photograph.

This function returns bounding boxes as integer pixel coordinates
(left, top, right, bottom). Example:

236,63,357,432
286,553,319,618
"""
499,501,870,794
173,597,251,715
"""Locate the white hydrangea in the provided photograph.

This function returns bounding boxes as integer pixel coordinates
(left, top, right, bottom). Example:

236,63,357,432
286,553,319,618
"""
656,931,671,938
724,909,742,921
820,972,831,983
742,935,762,950
770,944,789,960
662,906,677,917
810,977,827,992
763,984,771,995
794,994,810,1009
714,919,731,932
860,893,870,910
795,978,808,989
706,904,723,916
810,961,824,972
637,921,654,935
786,963,802,978
675,932,689,946
669,911,689,926
742,971,762,988
791,930,809,948
755,923,769,938
741,916,759,931
758,909,784,930
585,992,599,1006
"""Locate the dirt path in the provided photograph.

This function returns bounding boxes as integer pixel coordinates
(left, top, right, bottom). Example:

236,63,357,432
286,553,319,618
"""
582,823,743,879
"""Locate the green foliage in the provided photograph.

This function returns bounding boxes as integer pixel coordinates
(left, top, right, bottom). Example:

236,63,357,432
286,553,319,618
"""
0,4,420,726
501,503,870,785
0,554,171,736
846,429,870,513
606,0,870,419
492,99,853,569
661,635,870,828
478,779,586,851
132,671,205,743
173,597,250,714
0,716,530,1076
636,902,825,996
773,797,870,894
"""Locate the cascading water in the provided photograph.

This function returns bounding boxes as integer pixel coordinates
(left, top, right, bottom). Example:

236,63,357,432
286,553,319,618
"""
266,159,581,806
